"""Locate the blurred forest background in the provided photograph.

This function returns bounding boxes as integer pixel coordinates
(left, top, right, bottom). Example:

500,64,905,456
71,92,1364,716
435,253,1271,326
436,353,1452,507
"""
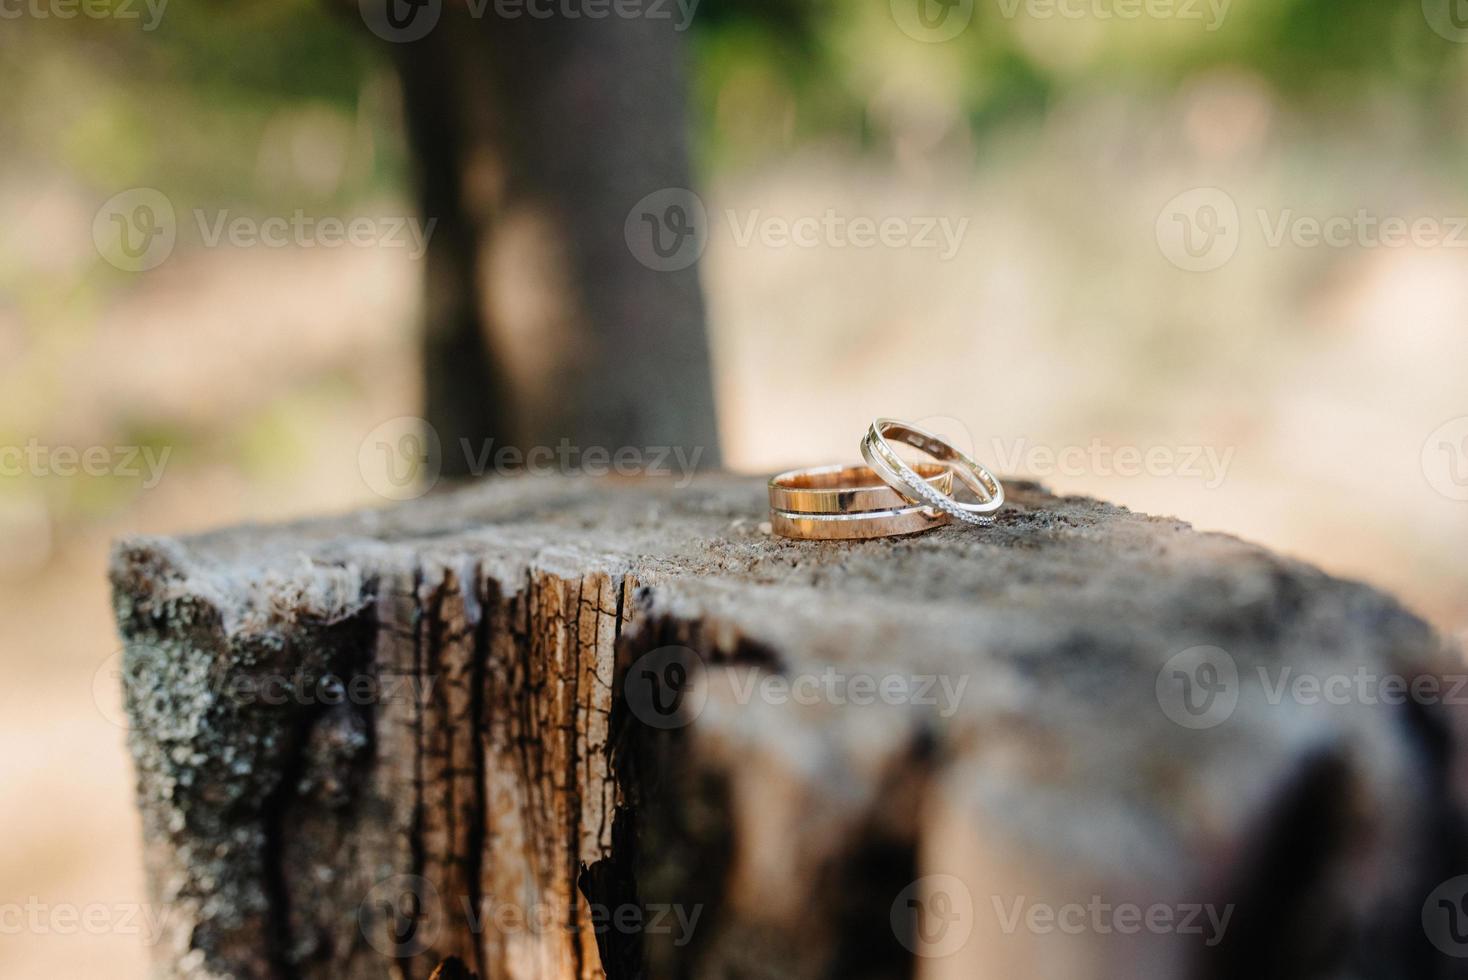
3,0,1468,975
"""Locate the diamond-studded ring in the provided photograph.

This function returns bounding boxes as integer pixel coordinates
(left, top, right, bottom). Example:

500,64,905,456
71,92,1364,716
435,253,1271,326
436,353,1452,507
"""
861,418,1004,527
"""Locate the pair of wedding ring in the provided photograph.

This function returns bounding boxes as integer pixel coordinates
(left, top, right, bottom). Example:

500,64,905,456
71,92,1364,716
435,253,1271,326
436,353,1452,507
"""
768,418,1005,540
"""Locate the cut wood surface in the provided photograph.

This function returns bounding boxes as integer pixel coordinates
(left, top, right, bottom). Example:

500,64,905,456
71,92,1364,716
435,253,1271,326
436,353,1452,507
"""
108,475,1467,980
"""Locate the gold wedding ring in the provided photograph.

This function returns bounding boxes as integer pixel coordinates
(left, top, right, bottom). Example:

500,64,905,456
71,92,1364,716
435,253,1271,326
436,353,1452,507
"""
768,463,952,540
770,505,951,541
767,420,1005,541
769,462,952,514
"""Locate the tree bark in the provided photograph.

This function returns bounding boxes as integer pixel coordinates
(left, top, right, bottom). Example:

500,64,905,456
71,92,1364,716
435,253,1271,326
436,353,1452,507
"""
109,476,1467,979
388,9,721,473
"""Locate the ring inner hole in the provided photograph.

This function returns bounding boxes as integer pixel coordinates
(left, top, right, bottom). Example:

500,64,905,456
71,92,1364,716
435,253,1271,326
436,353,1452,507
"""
883,426,997,504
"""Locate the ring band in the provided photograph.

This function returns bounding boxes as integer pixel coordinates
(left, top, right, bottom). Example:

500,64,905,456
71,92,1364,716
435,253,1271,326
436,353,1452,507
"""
861,418,1004,527
770,504,950,541
768,462,953,515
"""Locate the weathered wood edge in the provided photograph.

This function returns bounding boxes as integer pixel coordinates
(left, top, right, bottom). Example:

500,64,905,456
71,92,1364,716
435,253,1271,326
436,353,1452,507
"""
108,474,1468,980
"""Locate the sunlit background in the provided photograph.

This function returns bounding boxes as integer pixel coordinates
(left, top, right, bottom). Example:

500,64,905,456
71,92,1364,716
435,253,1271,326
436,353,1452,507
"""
4,1,1468,974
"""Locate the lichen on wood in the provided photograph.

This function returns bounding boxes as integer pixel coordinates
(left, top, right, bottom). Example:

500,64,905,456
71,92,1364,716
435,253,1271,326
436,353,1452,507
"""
110,475,1467,979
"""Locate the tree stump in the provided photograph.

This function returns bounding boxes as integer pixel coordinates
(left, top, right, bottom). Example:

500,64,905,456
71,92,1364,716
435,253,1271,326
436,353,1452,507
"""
109,475,1468,980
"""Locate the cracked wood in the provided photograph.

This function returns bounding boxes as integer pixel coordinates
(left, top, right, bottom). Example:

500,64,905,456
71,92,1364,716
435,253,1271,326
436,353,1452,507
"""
109,474,1468,980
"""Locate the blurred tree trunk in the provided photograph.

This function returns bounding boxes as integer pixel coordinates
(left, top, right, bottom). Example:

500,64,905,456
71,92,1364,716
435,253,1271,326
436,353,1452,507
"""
388,9,721,475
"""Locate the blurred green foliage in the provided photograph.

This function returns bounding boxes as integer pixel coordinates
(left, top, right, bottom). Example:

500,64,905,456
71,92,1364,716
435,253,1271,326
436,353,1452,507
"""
688,0,1466,164
4,0,1463,203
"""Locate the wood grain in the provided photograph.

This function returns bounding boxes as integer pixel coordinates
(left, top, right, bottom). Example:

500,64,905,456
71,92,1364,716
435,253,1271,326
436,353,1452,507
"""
109,474,1467,979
